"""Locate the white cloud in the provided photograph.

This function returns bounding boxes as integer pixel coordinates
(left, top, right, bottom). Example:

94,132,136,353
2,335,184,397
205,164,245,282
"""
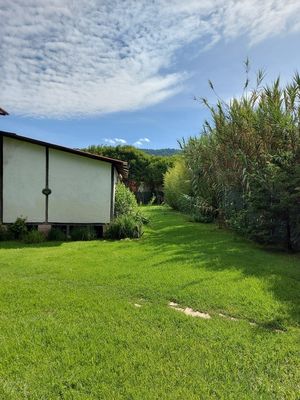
103,137,150,147
133,137,151,147
104,138,127,145
0,0,300,117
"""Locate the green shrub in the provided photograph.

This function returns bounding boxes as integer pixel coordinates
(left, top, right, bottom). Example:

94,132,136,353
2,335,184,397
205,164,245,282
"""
132,209,150,225
191,212,215,223
112,182,148,239
48,228,67,241
115,182,138,216
105,214,143,239
164,159,191,211
8,217,28,239
23,230,45,244
70,226,96,241
0,225,13,241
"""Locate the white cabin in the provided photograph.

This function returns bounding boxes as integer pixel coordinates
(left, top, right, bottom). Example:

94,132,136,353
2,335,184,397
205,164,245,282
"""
0,131,127,230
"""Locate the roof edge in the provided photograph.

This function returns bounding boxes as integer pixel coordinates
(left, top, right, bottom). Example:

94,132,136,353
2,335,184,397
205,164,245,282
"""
0,130,128,177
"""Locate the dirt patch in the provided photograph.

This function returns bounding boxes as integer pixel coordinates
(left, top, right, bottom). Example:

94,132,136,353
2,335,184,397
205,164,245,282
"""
169,302,211,319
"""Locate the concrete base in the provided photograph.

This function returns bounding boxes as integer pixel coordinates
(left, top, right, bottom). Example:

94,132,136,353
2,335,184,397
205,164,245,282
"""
38,224,52,237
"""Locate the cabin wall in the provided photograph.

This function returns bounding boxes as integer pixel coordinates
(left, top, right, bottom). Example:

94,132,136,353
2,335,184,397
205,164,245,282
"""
2,137,45,223
1,136,115,225
48,148,112,224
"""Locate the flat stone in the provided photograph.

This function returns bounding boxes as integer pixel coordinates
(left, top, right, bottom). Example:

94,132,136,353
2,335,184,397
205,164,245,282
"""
169,302,211,319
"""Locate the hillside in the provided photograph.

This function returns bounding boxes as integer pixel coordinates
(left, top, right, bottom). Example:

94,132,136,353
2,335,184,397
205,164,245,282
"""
141,148,180,156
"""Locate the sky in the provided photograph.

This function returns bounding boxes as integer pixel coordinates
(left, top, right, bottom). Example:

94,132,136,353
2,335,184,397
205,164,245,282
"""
0,1,300,149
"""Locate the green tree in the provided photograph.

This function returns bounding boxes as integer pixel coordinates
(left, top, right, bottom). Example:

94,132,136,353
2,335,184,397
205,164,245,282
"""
172,64,300,250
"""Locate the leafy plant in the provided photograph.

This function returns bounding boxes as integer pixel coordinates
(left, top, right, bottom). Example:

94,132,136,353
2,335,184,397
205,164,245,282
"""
48,228,67,241
164,158,191,211
8,217,28,239
172,63,300,250
84,145,174,198
105,214,143,239
115,182,138,217
0,225,13,241
23,230,45,244
70,226,96,241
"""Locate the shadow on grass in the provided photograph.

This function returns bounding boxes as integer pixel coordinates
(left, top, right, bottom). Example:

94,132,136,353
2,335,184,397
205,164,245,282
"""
143,207,300,326
0,240,64,249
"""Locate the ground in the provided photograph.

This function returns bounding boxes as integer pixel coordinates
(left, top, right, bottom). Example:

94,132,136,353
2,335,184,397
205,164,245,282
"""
0,206,299,399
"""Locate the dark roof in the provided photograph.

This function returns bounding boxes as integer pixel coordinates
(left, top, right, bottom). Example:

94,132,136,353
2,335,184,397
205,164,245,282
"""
0,108,9,116
0,130,128,177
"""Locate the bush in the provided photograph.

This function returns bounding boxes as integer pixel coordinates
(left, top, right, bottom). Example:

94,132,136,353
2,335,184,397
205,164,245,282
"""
23,230,45,244
8,217,28,239
0,225,13,241
164,159,191,211
70,226,96,241
178,67,300,250
115,182,138,216
48,228,67,241
105,215,143,239
112,182,148,240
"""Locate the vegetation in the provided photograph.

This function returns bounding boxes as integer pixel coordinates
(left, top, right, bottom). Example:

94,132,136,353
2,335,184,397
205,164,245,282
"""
8,217,27,239
167,65,300,250
114,181,139,217
141,148,180,156
0,225,12,241
164,158,191,211
106,182,147,239
105,214,143,239
84,144,175,199
70,226,97,241
0,207,299,399
48,227,67,241
22,230,45,244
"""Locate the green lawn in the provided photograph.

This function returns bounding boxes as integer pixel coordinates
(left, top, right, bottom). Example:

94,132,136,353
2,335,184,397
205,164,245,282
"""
0,206,299,399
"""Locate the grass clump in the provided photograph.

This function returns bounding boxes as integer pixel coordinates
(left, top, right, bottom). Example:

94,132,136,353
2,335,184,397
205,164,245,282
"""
105,214,143,239
48,227,67,241
22,230,45,244
108,182,147,239
0,225,13,241
70,226,96,241
8,217,28,239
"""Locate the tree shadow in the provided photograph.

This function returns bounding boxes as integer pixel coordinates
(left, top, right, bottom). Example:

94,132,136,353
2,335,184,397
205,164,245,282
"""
143,207,300,326
0,240,64,250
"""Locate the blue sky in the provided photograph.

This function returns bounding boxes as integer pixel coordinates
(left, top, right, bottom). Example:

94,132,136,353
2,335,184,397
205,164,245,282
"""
1,1,300,149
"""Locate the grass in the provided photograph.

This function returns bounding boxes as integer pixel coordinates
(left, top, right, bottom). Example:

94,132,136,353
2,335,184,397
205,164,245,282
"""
0,206,299,399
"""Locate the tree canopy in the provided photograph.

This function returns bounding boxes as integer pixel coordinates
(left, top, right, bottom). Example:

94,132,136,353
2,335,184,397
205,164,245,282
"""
84,144,175,193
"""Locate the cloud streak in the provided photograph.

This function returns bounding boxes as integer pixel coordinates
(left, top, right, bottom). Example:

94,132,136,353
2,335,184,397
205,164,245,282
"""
103,137,150,147
0,0,300,117
104,138,127,145
133,138,151,147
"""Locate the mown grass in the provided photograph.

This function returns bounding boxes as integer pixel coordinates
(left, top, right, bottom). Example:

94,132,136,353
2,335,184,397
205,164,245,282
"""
0,206,299,399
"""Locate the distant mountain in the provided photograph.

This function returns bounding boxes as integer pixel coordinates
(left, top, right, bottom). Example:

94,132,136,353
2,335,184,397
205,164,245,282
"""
141,148,180,156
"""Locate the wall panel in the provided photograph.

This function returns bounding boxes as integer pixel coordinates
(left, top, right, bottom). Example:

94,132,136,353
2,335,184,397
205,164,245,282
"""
3,137,45,223
48,149,111,223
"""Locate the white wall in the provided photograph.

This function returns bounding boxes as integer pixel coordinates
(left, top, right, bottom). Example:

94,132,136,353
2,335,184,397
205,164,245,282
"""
48,149,112,223
3,137,45,223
